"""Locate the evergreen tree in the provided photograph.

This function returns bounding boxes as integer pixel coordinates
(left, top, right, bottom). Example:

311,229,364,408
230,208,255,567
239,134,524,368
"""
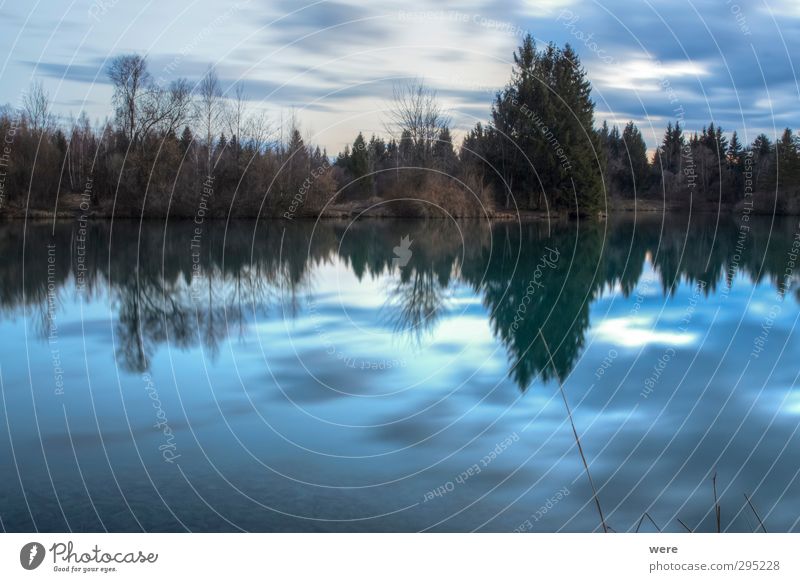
600,121,648,198
336,144,351,168
601,123,623,195
216,132,227,161
715,125,728,163
752,133,773,191
386,139,398,161
727,131,743,167
368,135,387,168
486,34,603,213
283,128,309,197
657,122,684,174
752,134,772,156
461,122,493,200
692,123,728,198
599,120,610,144
348,132,371,196
433,127,457,173
726,131,744,199
399,130,413,165
621,121,649,197
554,44,603,213
775,128,800,188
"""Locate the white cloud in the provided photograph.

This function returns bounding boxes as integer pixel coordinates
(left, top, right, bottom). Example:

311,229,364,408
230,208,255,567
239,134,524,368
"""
592,56,710,92
519,0,578,17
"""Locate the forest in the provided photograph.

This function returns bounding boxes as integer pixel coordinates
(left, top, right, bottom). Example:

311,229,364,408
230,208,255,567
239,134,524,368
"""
1,34,798,219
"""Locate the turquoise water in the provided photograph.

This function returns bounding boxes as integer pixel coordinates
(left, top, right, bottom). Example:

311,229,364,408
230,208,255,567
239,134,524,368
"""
1,214,800,532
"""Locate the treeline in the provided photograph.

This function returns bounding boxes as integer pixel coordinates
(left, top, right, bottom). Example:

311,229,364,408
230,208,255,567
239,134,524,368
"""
651,122,799,213
335,36,604,215
1,34,799,218
0,60,335,218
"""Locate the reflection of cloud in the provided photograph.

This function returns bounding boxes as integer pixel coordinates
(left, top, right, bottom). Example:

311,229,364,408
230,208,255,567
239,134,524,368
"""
780,393,800,415
594,316,697,348
747,300,776,317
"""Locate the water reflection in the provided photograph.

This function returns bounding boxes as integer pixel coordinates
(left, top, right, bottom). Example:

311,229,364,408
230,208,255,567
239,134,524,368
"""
2,214,800,532
3,214,797,389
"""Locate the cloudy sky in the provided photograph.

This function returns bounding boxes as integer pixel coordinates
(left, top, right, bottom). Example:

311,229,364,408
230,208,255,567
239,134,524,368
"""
1,0,798,153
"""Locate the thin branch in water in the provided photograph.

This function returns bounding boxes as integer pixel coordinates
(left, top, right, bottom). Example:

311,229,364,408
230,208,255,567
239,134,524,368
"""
538,328,608,533
744,493,767,533
676,518,693,533
644,512,662,532
635,512,662,532
712,471,721,533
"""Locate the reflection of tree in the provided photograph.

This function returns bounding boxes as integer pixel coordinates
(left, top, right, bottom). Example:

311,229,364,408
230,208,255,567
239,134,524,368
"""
386,269,447,345
116,282,148,372
109,221,326,371
330,220,463,345
0,220,327,372
460,222,606,389
3,213,800,386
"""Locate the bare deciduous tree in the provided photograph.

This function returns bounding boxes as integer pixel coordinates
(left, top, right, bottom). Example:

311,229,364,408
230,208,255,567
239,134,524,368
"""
109,54,193,150
225,84,246,141
225,83,247,168
384,80,450,166
196,66,223,175
135,78,194,143
245,110,276,154
108,54,150,143
23,80,53,134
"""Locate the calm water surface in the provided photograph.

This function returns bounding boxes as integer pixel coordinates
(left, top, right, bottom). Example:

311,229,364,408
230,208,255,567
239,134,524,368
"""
2,214,800,532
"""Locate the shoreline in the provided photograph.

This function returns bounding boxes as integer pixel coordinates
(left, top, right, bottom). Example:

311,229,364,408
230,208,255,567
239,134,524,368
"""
0,208,777,222
1,197,786,221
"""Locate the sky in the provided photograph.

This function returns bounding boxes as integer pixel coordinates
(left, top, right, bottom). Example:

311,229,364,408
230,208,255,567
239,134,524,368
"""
1,0,799,154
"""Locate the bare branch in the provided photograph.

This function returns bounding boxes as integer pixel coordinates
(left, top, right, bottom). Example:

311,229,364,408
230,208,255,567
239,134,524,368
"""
195,65,223,173
383,80,450,165
23,80,53,134
108,54,151,142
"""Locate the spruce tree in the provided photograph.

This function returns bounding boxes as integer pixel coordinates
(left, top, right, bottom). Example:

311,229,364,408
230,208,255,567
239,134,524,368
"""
727,131,744,199
775,128,799,187
433,127,457,173
348,132,371,197
752,134,773,191
660,122,685,174
554,44,604,213
727,131,743,167
179,126,193,153
487,34,603,214
621,121,649,197
399,130,413,165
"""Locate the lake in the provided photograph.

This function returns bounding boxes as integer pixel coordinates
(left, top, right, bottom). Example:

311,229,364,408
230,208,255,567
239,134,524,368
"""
1,213,800,532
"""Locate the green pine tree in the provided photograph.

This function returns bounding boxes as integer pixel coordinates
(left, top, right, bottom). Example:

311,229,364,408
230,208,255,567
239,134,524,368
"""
621,121,649,197
348,132,371,197
487,34,603,214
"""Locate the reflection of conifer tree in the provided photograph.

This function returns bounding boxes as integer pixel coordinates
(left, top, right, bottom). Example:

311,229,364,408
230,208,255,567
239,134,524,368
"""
600,218,648,297
6,215,800,384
